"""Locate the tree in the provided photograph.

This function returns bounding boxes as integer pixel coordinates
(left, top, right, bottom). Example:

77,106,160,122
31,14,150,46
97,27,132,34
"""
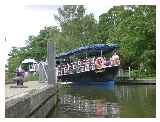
54,5,98,50
26,26,61,61
54,5,85,27
8,47,23,75
98,5,156,74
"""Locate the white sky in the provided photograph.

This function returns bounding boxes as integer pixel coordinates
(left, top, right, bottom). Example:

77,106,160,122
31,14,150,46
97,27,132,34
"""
0,3,113,64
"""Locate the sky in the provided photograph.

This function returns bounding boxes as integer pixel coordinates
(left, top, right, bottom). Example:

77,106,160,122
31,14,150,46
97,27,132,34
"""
0,3,113,64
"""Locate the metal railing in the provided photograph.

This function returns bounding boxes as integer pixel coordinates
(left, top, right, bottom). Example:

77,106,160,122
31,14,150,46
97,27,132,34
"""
117,69,130,80
57,58,96,76
37,62,48,82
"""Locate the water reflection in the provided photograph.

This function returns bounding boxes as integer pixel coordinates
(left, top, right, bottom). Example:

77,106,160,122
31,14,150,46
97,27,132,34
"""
59,94,120,117
49,85,156,118
114,85,156,117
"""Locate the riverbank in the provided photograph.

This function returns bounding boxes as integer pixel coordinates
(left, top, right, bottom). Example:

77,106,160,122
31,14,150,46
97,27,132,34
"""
5,81,58,118
116,79,156,85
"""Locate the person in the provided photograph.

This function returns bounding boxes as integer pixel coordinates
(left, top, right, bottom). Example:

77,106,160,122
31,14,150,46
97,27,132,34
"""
105,58,111,66
111,52,120,65
15,65,25,85
96,100,104,117
16,65,24,77
16,66,19,76
95,57,106,69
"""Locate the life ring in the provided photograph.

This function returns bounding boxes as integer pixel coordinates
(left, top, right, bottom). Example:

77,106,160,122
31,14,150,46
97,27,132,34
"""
95,57,105,70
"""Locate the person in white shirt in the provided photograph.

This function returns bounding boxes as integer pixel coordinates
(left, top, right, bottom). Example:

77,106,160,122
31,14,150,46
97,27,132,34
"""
111,52,120,65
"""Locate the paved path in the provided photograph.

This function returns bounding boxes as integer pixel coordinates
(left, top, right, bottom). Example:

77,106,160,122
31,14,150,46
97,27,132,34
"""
5,81,48,99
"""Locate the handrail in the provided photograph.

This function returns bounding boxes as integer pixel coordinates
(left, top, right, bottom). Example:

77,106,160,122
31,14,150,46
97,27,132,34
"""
57,57,120,77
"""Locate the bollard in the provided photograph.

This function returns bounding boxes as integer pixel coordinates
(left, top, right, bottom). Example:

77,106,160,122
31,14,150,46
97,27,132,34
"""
12,76,24,87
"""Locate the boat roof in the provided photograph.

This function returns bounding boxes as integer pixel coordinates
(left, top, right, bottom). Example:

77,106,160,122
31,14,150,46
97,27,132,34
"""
56,43,118,59
22,58,37,64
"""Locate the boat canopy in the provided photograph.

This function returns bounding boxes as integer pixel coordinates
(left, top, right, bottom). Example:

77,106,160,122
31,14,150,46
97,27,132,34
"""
56,43,118,59
22,58,37,64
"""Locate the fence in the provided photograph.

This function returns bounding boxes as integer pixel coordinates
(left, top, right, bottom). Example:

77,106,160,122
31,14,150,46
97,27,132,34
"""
5,72,16,83
117,69,130,80
37,62,48,82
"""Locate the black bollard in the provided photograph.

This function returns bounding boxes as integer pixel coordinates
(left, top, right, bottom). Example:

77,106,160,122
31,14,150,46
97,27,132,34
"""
11,76,28,88
13,76,24,86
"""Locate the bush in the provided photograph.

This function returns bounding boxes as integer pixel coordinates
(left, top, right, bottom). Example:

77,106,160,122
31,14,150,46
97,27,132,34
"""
131,69,140,80
25,72,39,81
131,68,155,80
5,71,16,82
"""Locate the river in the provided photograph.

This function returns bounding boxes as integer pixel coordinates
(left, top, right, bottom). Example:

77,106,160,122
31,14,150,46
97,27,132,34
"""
48,84,156,118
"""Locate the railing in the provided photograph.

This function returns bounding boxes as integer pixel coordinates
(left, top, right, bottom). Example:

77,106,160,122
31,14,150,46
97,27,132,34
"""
117,69,130,80
21,57,121,80
36,62,48,82
57,58,96,76
57,58,120,77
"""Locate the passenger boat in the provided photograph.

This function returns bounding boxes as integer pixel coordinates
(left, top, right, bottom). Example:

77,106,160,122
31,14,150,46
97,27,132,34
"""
56,44,120,84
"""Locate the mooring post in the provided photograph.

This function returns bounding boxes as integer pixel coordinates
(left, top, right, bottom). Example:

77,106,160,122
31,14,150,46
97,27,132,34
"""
47,41,57,86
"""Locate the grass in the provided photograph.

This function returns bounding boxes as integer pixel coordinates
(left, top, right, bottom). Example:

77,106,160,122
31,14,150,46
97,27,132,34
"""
128,76,156,81
136,77,156,80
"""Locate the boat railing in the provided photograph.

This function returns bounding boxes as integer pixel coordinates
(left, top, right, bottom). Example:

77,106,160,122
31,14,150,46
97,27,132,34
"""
57,57,120,76
57,57,96,76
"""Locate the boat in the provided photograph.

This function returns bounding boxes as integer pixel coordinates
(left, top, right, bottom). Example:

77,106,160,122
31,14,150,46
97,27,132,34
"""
21,58,38,72
56,43,120,84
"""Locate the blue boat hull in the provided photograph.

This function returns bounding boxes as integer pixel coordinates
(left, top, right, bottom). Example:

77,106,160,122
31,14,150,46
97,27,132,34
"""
58,66,119,84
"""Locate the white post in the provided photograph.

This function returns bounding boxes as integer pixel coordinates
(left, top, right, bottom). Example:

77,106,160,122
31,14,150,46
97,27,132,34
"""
85,52,87,58
129,66,131,78
100,50,103,57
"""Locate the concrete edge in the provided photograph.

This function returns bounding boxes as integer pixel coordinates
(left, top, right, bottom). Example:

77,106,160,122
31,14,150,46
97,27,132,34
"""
5,85,57,118
116,79,156,85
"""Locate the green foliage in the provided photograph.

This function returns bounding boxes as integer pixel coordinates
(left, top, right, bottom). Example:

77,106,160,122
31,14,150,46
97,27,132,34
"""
54,5,85,27
131,69,142,80
131,68,155,80
54,5,98,50
99,5,156,73
25,73,39,81
8,47,22,75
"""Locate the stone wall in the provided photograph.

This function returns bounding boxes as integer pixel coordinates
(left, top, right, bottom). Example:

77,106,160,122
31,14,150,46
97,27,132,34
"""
5,85,58,118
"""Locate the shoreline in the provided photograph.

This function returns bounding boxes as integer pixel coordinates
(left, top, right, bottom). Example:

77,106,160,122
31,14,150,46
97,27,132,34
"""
116,79,156,85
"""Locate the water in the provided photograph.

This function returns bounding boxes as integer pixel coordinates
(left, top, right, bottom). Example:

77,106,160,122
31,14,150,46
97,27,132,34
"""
48,84,156,118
